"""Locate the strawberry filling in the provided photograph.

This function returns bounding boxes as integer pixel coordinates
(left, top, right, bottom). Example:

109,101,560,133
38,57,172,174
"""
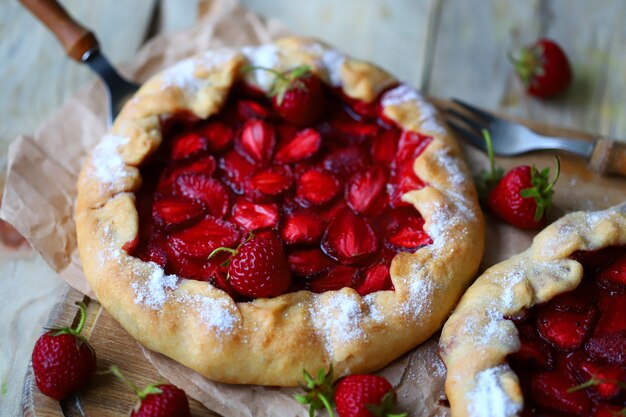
507,246,626,416
128,79,433,299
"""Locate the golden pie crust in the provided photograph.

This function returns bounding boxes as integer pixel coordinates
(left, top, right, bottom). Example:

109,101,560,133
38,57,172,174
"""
439,203,626,416
76,37,484,386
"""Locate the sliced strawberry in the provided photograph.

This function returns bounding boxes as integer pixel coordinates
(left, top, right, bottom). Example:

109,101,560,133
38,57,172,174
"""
219,150,256,194
307,265,357,293
329,119,380,145
230,199,279,231
595,253,626,291
508,328,554,370
323,146,370,180
167,217,241,258
137,241,168,268
345,166,389,216
395,130,432,165
288,249,335,277
550,288,591,313
388,131,431,207
387,216,432,250
122,236,139,253
371,129,400,165
237,119,275,165
274,128,321,164
389,172,426,208
296,169,340,207
161,155,217,189
170,131,208,160
200,121,234,153
281,211,324,245
237,99,273,120
354,263,392,296
152,197,204,229
246,166,293,201
530,370,591,415
575,360,626,400
585,330,626,366
594,293,626,336
536,305,596,351
571,247,622,275
166,253,222,282
592,405,624,417
176,174,230,218
321,209,379,265
318,200,348,223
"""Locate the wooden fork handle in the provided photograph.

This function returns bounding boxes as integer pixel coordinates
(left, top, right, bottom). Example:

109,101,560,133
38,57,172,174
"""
589,138,626,177
20,0,98,61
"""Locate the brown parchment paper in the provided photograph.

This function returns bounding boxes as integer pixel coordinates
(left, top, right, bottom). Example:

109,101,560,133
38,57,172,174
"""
2,1,624,416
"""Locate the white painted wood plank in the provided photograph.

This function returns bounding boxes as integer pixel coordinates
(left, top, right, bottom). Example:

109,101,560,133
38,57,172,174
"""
241,0,436,87
428,0,626,140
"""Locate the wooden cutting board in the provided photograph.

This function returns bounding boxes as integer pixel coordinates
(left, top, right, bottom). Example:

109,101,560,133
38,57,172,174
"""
22,109,626,417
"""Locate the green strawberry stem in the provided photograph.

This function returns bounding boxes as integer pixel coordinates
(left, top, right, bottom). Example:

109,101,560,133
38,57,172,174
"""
51,301,87,337
476,129,503,199
108,365,162,400
242,65,311,105
294,366,335,417
520,156,561,222
568,374,626,393
508,44,544,86
365,392,408,417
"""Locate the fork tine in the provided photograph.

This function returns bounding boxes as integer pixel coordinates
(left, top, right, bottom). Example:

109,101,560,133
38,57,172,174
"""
446,108,487,134
452,98,495,123
446,119,487,151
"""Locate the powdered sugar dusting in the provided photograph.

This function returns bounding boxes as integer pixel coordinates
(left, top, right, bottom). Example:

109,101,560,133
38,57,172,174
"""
434,148,466,186
161,49,237,92
90,134,130,184
131,263,179,310
311,292,366,356
467,366,522,417
381,84,446,134
321,49,345,86
500,270,524,309
179,293,239,336
402,276,435,317
242,44,279,89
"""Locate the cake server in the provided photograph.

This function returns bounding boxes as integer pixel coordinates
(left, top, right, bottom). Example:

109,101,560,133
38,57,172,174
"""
445,99,626,178
20,0,140,126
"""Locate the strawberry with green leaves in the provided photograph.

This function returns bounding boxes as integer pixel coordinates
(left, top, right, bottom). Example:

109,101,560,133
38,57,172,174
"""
108,365,191,417
245,65,327,126
479,130,560,229
31,302,97,400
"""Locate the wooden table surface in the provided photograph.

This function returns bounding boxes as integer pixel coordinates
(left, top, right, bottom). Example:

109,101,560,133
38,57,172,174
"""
1,0,625,415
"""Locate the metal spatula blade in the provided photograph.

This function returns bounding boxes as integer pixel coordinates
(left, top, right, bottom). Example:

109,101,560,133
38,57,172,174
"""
20,0,139,126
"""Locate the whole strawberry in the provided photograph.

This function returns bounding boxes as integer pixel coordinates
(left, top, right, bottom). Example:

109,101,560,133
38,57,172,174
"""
210,231,291,298
335,375,406,417
511,38,572,98
108,365,191,417
247,65,327,126
32,302,97,400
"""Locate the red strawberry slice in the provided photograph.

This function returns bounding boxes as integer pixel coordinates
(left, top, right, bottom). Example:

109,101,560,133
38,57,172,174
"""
176,174,230,218
168,217,241,258
170,131,209,160
296,169,340,207
230,199,279,231
161,155,217,190
354,263,393,296
237,119,276,164
530,371,591,415
274,128,321,164
595,253,626,291
307,265,357,293
152,197,204,229
571,247,622,274
237,99,273,120
318,200,348,223
585,330,626,366
594,293,626,336
288,249,335,277
345,166,389,216
593,405,624,417
281,211,324,245
550,288,591,313
536,305,596,351
321,209,379,265
576,360,626,400
323,146,370,179
387,216,432,250
330,119,380,145
372,129,400,164
508,323,553,370
137,241,168,268
219,150,256,194
200,121,234,153
246,166,293,200
395,130,432,164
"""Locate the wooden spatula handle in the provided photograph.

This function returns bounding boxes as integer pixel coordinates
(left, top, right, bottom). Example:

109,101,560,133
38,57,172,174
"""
590,138,626,177
20,0,98,61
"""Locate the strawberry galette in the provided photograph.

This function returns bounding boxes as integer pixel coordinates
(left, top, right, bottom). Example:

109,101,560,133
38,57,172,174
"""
76,37,484,386
440,203,626,417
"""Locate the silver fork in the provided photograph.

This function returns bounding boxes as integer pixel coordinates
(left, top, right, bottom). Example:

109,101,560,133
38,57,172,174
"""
444,99,626,177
